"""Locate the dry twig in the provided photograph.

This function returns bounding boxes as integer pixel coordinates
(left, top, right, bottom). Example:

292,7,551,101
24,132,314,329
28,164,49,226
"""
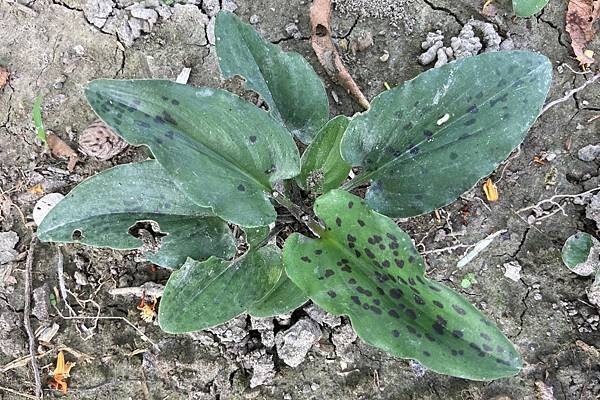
0,385,38,400
516,186,600,222
23,236,43,399
310,0,369,109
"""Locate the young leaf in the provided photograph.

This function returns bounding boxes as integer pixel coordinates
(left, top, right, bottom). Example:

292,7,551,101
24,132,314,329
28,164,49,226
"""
341,51,552,218
296,116,351,194
215,11,329,144
85,79,300,227
562,231,598,277
159,245,283,333
248,272,309,318
284,190,521,380
32,95,47,145
38,160,236,269
243,225,271,248
513,0,550,17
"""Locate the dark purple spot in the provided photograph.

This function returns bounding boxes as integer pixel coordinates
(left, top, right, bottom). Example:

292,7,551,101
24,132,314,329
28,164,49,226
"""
314,249,322,255
347,234,356,242
301,256,311,263
348,278,357,284
423,351,431,357
388,309,400,319
480,332,491,341
249,135,257,143
395,259,404,268
483,344,493,352
351,296,361,305
392,330,400,337
389,288,403,299
348,201,354,208
464,118,476,126
357,219,365,227
237,184,246,192
433,322,445,335
324,269,334,278
354,250,361,258
362,303,370,310
382,260,390,268
341,265,352,273
370,306,382,315
327,290,337,298
468,105,478,113
336,217,342,227
414,294,425,305
365,248,375,259
171,99,180,105
376,287,384,295
452,330,463,338
452,304,466,315
432,300,444,308
405,309,417,319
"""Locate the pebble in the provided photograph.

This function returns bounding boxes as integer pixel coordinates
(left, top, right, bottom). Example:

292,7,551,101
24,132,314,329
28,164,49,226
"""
379,50,390,62
275,318,321,367
578,144,600,162
249,14,259,24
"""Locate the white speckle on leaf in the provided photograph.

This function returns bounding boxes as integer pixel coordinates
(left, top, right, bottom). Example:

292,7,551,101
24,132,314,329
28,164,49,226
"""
436,113,450,125
195,88,214,97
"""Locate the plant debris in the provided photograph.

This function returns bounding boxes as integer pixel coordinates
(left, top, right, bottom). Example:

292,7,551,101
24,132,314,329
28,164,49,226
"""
309,0,369,109
48,350,75,395
47,132,79,171
483,178,499,202
0,65,8,90
566,0,600,67
137,293,158,323
78,119,128,161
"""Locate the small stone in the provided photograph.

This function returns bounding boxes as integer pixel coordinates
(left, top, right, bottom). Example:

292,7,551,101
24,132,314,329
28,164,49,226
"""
533,293,543,301
379,51,389,62
250,316,275,348
74,271,89,286
32,193,65,226
201,0,220,17
285,23,302,40
222,0,237,12
305,304,341,328
82,0,114,29
409,360,427,377
242,349,275,388
0,231,19,265
249,14,259,24
503,261,522,282
275,318,321,367
350,30,373,54
578,144,600,162
32,284,51,321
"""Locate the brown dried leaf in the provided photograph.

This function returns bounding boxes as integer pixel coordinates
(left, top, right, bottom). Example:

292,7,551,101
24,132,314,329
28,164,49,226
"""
47,132,79,172
566,0,600,67
78,119,128,161
310,0,369,109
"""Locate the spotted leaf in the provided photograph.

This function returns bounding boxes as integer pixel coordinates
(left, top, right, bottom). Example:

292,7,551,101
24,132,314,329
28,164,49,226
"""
562,231,599,277
38,161,235,269
513,0,550,17
296,116,352,194
159,245,283,333
284,190,522,380
341,51,552,218
86,80,300,227
216,11,329,144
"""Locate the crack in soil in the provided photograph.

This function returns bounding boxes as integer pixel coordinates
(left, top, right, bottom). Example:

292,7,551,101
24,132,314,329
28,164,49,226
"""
420,0,464,26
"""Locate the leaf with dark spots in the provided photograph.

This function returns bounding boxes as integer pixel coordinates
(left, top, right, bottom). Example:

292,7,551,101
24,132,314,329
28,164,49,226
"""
248,271,309,318
340,51,552,218
38,161,235,269
284,190,521,380
296,116,352,193
159,245,283,333
85,79,300,227
215,11,329,144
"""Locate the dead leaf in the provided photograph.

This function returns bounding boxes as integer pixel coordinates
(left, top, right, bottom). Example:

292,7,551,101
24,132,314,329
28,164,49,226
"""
48,351,75,395
310,0,369,109
535,381,556,400
566,0,600,67
47,132,79,172
575,339,600,357
483,178,499,202
78,119,128,161
28,184,44,194
0,65,8,90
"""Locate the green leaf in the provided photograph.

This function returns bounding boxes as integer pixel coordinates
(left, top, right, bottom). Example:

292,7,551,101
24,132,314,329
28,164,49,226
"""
297,116,352,194
159,245,283,333
248,271,309,318
215,11,329,144
32,95,47,145
243,225,271,248
341,51,552,218
513,0,550,17
38,160,236,269
284,190,521,380
85,79,301,227
562,231,598,277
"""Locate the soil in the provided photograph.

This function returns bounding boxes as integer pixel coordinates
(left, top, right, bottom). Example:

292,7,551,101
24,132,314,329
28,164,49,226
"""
1,0,600,399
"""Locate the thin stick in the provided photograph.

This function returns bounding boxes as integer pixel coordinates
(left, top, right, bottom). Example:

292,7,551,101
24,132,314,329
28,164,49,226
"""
56,245,76,317
23,236,43,400
0,385,38,400
310,0,369,109
541,73,600,114
109,285,165,298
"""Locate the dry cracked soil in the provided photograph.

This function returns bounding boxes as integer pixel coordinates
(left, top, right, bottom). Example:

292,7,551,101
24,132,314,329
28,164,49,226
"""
1,0,600,399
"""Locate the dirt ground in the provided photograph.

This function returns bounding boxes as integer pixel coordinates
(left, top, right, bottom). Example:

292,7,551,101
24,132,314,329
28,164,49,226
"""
1,0,599,399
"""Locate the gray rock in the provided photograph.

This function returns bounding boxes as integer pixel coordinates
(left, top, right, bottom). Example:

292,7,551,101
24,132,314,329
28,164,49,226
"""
586,194,600,229
222,0,237,12
249,14,259,24
32,284,51,321
201,0,220,17
250,316,275,348
242,349,275,388
305,304,341,328
578,144,600,162
208,315,248,343
275,318,321,367
0,231,19,264
285,23,301,39
83,0,114,28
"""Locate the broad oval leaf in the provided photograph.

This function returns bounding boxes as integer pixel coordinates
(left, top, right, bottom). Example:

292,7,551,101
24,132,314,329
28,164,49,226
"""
159,245,283,333
248,272,309,318
341,51,552,218
297,116,351,194
38,161,235,269
513,0,550,17
85,79,301,227
284,190,521,380
562,231,598,277
215,11,329,144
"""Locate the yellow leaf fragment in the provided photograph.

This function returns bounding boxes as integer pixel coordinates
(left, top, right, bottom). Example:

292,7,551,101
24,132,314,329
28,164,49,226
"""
28,184,44,194
483,178,499,202
49,351,75,395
